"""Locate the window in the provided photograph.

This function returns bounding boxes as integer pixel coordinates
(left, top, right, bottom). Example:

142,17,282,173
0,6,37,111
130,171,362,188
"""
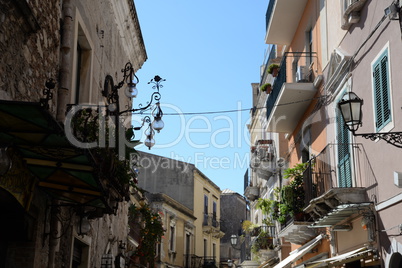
336,101,352,187
372,48,392,132
204,195,208,214
185,233,191,267
306,28,313,66
212,201,217,227
72,239,89,268
169,225,175,252
72,13,93,105
204,239,207,257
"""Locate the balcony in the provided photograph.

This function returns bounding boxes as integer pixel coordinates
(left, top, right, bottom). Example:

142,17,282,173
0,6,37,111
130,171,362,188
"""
251,225,277,260
203,256,217,268
203,214,224,238
265,52,317,133
184,254,203,268
244,186,260,201
302,144,376,228
251,140,276,180
265,0,309,45
278,214,317,245
260,45,282,86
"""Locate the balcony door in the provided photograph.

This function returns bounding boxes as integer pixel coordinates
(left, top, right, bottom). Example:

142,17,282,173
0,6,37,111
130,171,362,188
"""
336,100,352,188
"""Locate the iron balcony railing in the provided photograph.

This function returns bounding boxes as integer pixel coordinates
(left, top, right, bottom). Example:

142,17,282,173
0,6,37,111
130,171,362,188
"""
244,169,250,192
303,143,378,204
260,45,278,85
184,254,203,268
203,256,217,268
203,213,220,228
265,0,276,32
265,52,316,121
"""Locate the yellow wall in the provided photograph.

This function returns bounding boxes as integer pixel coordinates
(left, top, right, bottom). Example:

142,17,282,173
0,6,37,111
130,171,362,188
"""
193,170,222,262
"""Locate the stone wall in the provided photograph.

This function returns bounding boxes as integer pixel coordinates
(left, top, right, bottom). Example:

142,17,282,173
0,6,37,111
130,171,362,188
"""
0,0,60,106
0,0,147,267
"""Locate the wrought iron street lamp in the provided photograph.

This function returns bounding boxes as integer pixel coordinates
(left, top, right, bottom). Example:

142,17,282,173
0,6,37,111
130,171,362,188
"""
110,62,165,150
338,92,402,148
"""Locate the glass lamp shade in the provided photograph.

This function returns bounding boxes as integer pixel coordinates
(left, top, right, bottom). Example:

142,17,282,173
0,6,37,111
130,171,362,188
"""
144,136,155,150
230,234,238,246
125,82,138,98
77,216,91,236
338,92,363,132
152,118,164,132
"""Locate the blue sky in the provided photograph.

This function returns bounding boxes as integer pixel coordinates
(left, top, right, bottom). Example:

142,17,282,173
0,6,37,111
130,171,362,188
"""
133,0,268,195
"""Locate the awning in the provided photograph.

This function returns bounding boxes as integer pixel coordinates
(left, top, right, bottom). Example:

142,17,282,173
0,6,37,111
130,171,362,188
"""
273,234,324,268
309,203,372,228
0,100,107,209
259,257,279,268
305,247,373,268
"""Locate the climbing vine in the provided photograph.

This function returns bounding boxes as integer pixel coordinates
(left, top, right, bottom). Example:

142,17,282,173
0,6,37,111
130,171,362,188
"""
129,203,165,266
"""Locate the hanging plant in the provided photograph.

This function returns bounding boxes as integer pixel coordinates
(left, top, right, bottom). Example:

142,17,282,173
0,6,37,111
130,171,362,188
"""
129,203,165,267
267,63,280,77
260,83,272,94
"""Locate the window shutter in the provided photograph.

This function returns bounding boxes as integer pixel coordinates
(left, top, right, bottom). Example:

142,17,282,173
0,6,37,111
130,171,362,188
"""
336,109,352,187
373,51,391,131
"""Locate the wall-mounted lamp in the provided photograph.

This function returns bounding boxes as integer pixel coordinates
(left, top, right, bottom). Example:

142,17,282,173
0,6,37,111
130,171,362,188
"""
116,65,165,150
338,92,402,148
98,62,166,150
101,253,113,268
119,62,139,99
77,215,91,236
230,234,238,246
230,234,245,251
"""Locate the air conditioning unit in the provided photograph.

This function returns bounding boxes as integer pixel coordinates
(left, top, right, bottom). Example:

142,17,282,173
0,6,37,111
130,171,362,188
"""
296,65,309,82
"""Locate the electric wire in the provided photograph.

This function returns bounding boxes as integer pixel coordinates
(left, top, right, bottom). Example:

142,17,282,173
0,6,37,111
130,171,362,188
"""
133,96,325,116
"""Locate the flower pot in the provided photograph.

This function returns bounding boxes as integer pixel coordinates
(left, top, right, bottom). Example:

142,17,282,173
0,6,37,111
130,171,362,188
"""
271,68,279,77
266,85,272,94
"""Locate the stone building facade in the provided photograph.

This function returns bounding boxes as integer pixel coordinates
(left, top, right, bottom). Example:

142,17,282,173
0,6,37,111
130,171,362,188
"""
0,0,147,267
220,189,248,266
137,151,224,268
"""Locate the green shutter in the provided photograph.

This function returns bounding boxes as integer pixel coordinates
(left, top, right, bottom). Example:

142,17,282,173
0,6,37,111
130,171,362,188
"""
373,50,391,131
336,109,352,188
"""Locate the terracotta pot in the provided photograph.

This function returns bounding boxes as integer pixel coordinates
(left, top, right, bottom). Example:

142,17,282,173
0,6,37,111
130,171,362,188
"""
272,68,279,77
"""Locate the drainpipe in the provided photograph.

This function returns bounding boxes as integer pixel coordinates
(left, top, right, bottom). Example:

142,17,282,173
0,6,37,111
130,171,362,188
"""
57,0,74,122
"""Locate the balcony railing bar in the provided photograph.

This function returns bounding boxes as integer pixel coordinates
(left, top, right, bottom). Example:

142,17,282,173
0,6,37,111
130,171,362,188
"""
202,213,220,228
260,45,278,85
265,52,317,120
303,143,378,201
265,0,276,31
184,254,203,268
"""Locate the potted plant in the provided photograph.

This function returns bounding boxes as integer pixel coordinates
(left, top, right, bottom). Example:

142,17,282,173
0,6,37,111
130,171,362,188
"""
267,63,280,77
260,83,272,94
261,163,310,225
